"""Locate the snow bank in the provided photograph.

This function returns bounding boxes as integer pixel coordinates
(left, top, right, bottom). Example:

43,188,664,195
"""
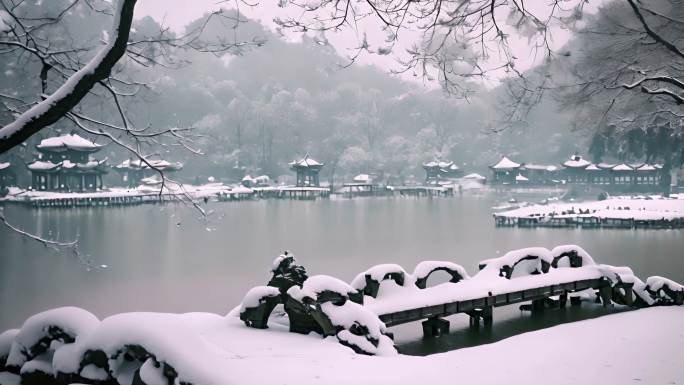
239,286,281,312
52,312,227,385
0,329,18,367
6,307,98,368
496,196,684,222
321,302,396,356
351,264,407,290
646,276,684,292
550,244,596,267
288,275,357,303
412,261,469,288
478,247,552,279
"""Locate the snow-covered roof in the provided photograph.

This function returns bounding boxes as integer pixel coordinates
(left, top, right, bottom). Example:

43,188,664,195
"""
636,164,657,171
612,163,633,171
562,154,591,168
289,155,323,168
27,160,60,171
585,164,600,171
0,162,10,170
423,161,439,168
36,133,101,152
353,174,371,183
515,174,529,182
597,163,616,170
463,173,486,180
490,156,520,170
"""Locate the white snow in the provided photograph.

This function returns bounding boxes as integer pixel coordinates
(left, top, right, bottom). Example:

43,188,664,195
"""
288,275,357,302
562,154,591,168
646,276,684,293
240,286,281,312
0,162,10,170
0,10,13,34
36,133,100,151
52,312,227,385
496,196,684,221
6,307,682,385
289,155,322,167
353,174,371,183
515,174,529,182
412,261,469,283
612,163,633,171
636,164,657,171
478,247,552,278
26,160,60,171
550,245,596,267
490,156,520,170
462,173,486,180
0,329,18,360
351,264,408,290
6,307,98,367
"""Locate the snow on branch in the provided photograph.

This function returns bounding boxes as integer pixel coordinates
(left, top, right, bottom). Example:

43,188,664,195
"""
0,0,137,155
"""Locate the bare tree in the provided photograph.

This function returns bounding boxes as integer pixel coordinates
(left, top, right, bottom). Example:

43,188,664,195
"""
0,0,263,167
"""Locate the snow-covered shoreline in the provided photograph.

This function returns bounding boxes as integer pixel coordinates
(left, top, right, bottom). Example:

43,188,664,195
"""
495,195,684,223
1,306,682,385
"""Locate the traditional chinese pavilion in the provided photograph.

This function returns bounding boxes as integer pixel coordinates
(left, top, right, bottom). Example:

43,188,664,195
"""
27,133,107,192
422,161,463,184
289,155,323,187
489,156,522,184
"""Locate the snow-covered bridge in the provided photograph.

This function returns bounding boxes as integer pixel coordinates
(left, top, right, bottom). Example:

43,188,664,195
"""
241,246,684,355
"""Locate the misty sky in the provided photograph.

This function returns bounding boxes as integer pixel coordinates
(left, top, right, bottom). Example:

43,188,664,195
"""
135,0,604,86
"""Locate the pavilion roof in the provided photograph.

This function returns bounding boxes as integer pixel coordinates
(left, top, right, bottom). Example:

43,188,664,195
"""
490,156,520,170
562,154,591,168
289,155,323,168
37,133,102,152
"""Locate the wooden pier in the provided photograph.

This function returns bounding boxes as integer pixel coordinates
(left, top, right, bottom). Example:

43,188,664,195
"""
377,277,612,330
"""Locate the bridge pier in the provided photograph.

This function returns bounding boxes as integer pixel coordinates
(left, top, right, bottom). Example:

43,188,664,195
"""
570,296,582,306
422,317,449,337
599,286,613,307
467,307,493,328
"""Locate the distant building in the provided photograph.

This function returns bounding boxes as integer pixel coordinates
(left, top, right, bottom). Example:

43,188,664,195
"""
27,133,108,191
489,156,521,184
488,153,664,190
0,162,17,191
289,155,323,187
422,161,463,184
114,158,183,187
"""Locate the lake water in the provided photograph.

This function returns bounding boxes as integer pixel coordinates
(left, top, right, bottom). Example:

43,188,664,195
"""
1,193,682,354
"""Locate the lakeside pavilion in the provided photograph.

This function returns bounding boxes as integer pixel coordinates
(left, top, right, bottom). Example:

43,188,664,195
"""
289,155,324,187
422,161,463,184
489,154,663,191
27,133,107,192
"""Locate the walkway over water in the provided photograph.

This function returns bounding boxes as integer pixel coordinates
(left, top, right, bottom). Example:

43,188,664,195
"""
240,245,684,355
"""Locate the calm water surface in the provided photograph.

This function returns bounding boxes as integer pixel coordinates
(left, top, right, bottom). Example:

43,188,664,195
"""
1,193,682,353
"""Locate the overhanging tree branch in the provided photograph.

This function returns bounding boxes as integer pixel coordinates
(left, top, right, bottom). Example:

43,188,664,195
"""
0,0,137,155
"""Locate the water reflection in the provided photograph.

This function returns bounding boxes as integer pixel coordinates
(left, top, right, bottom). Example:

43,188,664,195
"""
1,194,682,353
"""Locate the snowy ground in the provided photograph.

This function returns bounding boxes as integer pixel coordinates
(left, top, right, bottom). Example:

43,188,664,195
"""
2,306,682,385
217,307,684,385
0,184,235,202
497,195,684,221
